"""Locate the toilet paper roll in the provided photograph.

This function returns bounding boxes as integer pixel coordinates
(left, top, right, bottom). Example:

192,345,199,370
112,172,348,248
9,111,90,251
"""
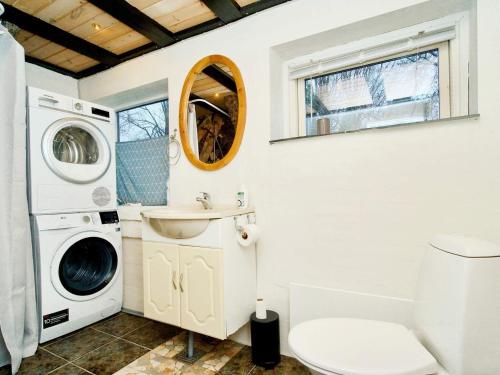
256,299,267,320
237,224,260,247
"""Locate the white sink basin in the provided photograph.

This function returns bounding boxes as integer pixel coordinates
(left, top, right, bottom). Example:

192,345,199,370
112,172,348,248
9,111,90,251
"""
142,205,253,239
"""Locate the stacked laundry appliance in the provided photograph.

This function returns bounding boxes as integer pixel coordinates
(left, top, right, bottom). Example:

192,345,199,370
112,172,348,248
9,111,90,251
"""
27,87,123,343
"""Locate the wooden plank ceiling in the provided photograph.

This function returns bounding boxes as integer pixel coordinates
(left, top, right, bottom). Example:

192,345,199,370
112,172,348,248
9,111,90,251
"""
0,0,290,78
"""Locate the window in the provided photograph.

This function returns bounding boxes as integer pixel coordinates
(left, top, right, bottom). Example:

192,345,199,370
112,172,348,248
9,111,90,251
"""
276,12,473,141
299,45,449,135
117,100,168,142
116,100,169,206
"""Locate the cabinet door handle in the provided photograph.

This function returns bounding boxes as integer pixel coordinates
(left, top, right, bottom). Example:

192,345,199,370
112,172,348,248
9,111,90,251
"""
172,271,177,290
179,273,184,293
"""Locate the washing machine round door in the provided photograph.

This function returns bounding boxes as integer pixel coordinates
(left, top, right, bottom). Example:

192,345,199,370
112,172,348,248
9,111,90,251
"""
42,117,111,183
51,232,121,301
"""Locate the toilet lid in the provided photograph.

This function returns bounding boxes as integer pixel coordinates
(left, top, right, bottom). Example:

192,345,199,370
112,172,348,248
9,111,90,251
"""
288,318,438,375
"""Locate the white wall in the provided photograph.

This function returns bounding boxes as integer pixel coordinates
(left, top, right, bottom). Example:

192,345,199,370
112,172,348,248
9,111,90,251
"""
79,0,500,354
25,63,78,97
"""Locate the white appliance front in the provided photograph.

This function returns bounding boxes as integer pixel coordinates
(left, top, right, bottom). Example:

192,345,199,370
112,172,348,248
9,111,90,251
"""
27,87,117,214
32,212,123,343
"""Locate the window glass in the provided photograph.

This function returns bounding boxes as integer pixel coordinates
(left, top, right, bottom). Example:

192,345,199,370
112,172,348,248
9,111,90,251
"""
116,99,169,206
304,49,440,135
118,100,168,142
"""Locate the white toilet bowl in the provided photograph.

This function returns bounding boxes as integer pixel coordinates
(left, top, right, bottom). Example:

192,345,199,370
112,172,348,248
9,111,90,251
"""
288,318,438,375
288,235,500,375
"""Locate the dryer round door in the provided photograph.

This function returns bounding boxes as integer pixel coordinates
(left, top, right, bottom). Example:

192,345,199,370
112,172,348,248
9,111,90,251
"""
42,117,111,183
51,232,121,302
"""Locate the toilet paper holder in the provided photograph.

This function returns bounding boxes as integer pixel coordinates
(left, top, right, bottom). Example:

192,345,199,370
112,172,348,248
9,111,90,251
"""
235,214,260,247
234,213,256,232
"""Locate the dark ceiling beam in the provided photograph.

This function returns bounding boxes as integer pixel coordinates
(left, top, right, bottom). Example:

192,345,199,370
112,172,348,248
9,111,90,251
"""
174,19,224,41
75,64,108,79
75,41,159,77
25,56,79,78
201,0,241,23
18,0,292,78
119,42,158,61
86,0,175,47
0,2,120,66
240,0,291,16
77,21,227,77
203,65,236,92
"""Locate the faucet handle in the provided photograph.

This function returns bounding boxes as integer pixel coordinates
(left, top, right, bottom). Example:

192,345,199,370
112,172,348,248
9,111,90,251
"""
199,192,210,200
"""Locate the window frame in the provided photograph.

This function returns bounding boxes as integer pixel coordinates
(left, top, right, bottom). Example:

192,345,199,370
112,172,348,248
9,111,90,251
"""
116,97,169,143
282,12,471,139
294,42,450,136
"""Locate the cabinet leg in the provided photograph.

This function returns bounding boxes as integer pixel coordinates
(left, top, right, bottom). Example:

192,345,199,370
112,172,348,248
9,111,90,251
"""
187,330,194,358
175,330,206,364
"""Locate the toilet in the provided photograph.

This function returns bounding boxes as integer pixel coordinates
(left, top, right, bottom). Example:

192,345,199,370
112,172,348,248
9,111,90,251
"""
288,235,500,375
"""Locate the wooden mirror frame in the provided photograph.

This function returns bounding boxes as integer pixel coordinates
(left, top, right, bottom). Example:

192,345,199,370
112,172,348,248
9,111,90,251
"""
179,55,246,171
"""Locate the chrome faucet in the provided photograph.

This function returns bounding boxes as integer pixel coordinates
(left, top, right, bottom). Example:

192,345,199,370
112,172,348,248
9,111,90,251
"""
196,192,213,210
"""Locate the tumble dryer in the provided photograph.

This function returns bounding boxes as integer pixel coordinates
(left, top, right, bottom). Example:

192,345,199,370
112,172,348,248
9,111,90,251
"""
27,87,117,214
31,211,122,343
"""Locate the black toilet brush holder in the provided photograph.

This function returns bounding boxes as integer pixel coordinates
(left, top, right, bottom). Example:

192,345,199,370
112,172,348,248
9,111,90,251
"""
250,310,281,369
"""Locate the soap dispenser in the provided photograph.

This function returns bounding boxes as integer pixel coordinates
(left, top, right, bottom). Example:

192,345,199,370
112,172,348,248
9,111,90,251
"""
237,184,249,208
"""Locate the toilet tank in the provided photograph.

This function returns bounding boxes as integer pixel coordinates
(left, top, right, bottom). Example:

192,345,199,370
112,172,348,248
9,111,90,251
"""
414,235,500,375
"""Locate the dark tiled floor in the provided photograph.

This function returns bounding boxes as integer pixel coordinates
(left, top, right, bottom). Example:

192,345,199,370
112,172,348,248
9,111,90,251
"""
49,364,90,375
74,339,148,375
91,313,150,337
122,320,182,350
0,313,308,375
218,346,310,375
217,346,254,374
0,349,66,375
0,312,152,375
251,354,310,375
43,328,115,361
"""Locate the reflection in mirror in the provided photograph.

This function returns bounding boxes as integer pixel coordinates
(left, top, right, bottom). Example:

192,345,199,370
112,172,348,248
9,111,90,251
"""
180,55,246,171
188,63,238,164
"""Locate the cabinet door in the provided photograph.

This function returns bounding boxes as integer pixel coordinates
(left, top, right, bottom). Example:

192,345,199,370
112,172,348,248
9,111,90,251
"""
143,242,180,326
179,246,224,339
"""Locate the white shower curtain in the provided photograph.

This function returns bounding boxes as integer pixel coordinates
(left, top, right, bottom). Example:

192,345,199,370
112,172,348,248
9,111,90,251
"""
0,25,38,373
187,103,199,158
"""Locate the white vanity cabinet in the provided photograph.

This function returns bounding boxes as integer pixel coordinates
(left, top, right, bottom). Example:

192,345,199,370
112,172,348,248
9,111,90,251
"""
142,213,255,340
143,242,180,327
179,245,224,338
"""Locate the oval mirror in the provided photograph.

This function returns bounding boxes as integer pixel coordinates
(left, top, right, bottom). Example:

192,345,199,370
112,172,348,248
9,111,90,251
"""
179,55,246,171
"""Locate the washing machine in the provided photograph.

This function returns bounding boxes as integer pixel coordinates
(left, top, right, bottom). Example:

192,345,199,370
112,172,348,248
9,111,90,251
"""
27,87,117,214
31,211,123,343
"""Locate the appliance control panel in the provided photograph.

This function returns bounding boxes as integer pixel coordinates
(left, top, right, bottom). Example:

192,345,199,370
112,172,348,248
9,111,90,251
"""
27,87,113,122
99,211,119,224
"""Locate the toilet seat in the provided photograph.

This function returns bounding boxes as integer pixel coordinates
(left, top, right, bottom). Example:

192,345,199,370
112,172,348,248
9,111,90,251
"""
288,318,438,375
